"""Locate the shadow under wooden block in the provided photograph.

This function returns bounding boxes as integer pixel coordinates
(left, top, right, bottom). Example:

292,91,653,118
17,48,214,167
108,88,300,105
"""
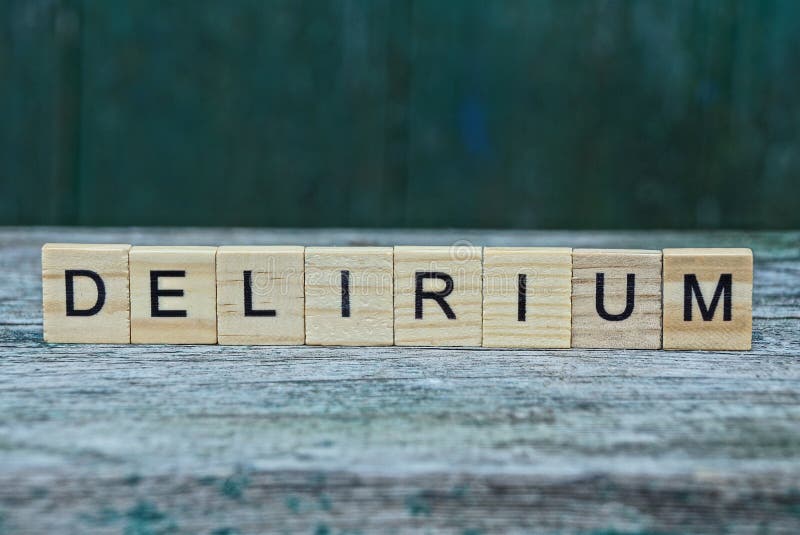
572,249,662,349
42,243,131,343
483,247,572,348
305,247,393,346
130,246,217,344
663,248,753,350
394,246,482,346
216,246,305,345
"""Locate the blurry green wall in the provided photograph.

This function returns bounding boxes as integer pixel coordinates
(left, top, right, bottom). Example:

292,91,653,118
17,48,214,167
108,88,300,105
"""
2,0,799,229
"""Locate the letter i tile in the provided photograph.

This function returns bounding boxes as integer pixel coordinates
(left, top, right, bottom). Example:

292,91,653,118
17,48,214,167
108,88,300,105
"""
305,247,394,346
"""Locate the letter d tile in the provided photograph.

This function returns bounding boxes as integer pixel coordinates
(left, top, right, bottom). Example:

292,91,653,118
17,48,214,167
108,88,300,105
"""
42,243,132,343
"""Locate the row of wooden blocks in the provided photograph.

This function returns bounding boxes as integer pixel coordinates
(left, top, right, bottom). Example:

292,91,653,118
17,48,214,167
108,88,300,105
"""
42,244,753,349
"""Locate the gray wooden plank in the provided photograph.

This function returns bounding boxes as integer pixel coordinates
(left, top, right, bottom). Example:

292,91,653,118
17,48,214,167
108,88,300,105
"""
0,228,798,533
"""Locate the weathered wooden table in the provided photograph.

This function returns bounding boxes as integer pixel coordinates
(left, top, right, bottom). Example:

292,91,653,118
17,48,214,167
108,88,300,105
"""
1,228,798,534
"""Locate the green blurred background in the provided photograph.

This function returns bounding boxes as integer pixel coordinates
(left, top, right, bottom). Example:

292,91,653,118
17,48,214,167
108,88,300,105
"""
2,0,799,229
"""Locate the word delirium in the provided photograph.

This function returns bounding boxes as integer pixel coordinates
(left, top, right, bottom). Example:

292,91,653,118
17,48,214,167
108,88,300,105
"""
42,245,753,350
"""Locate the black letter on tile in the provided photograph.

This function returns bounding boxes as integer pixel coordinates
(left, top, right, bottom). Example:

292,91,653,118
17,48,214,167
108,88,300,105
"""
341,270,351,318
150,270,187,317
596,273,635,321
65,270,106,316
684,273,732,321
415,272,456,319
517,273,527,322
244,271,276,317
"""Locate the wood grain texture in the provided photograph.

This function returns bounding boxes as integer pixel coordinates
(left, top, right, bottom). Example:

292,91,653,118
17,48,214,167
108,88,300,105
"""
572,249,662,349
42,243,131,343
305,247,393,346
216,246,305,345
130,246,217,344
663,248,753,350
394,246,482,346
482,247,572,348
2,229,799,533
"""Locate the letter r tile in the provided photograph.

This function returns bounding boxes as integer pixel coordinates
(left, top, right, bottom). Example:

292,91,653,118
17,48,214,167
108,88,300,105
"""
42,243,131,343
394,246,482,346
571,249,662,349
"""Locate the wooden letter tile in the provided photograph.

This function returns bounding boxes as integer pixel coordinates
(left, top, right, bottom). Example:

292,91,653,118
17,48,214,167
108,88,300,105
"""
483,247,572,348
571,249,662,349
663,248,753,350
216,246,305,345
42,243,131,343
304,247,393,346
394,246,482,346
130,246,217,344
